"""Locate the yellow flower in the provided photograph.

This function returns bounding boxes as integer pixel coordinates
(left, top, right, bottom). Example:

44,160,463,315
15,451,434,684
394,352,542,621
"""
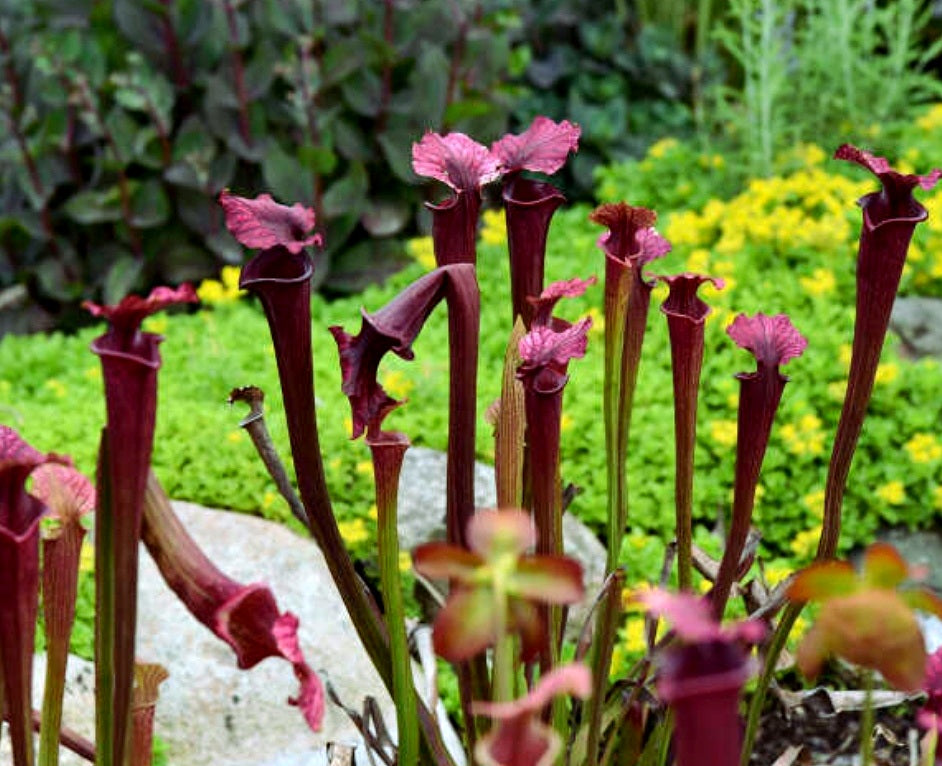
338,518,369,546
262,491,277,510
828,381,847,400
220,265,242,292
802,489,825,518
355,460,373,476
916,103,942,133
480,208,507,246
143,315,168,334
83,366,101,381
407,236,436,270
875,362,898,385
623,617,647,654
197,280,226,304
876,481,905,506
764,564,792,587
398,550,412,573
44,379,67,398
586,306,605,337
904,433,942,464
838,344,852,367
561,413,574,433
799,268,837,297
791,525,822,559
709,419,738,447
934,486,942,510
685,248,711,274
380,370,413,399
647,137,678,159
367,504,378,520
79,540,95,573
226,430,243,443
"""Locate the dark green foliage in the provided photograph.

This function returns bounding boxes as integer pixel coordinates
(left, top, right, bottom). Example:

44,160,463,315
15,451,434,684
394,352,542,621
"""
506,1,722,198
0,0,518,331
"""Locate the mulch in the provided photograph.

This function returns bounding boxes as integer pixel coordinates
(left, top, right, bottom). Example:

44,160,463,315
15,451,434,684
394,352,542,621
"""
749,686,924,765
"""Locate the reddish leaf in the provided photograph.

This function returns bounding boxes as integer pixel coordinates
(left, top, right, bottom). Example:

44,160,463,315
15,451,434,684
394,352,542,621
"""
30,462,95,529
786,561,859,602
511,556,584,604
219,190,322,254
861,542,910,589
466,509,536,559
802,590,927,691
411,131,500,192
433,586,499,662
412,542,483,582
727,313,808,368
491,116,581,176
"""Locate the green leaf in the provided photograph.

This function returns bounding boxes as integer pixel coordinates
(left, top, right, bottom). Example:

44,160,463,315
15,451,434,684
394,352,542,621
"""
322,38,365,87
322,162,367,218
130,180,170,228
245,42,278,100
409,44,448,126
64,188,123,225
298,144,338,176
156,245,216,283
377,131,417,183
360,199,409,237
323,238,410,294
262,144,315,206
36,258,81,302
340,69,383,117
103,255,143,305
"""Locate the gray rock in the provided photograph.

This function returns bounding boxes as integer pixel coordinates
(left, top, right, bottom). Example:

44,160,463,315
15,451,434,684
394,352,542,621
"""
397,447,608,635
889,296,942,358
1,501,461,766
876,526,942,652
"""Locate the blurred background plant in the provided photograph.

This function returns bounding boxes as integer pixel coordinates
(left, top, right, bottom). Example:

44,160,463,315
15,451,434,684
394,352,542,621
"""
0,0,520,333
1,0,941,333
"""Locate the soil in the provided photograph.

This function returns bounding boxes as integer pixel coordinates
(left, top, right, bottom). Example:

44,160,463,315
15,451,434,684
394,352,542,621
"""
750,688,924,765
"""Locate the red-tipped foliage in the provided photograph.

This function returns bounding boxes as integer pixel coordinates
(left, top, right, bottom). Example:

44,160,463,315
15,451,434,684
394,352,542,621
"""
142,475,324,730
413,510,584,662
413,131,498,267
0,427,63,766
219,190,322,253
656,273,724,590
786,543,942,692
86,284,196,766
712,313,806,616
473,663,592,766
819,146,940,559
491,116,581,176
638,588,766,766
412,131,501,191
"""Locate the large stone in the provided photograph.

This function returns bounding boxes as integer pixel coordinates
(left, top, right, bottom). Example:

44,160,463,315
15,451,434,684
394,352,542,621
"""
889,296,942,359
1,501,460,766
876,526,942,652
397,447,608,635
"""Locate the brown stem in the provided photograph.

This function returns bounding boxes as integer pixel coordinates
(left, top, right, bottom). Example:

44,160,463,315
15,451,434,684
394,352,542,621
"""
222,0,252,146
158,0,190,89
75,78,142,256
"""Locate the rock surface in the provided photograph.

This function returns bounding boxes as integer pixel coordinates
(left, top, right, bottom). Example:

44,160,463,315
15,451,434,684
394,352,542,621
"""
890,296,942,359
1,501,458,766
3,448,606,766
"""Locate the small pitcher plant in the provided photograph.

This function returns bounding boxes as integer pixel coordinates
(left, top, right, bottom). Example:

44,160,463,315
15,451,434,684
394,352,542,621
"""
2,117,942,766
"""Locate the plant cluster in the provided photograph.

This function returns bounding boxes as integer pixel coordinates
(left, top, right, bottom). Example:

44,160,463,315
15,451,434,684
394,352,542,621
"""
4,110,942,766
0,0,518,333
711,0,942,176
